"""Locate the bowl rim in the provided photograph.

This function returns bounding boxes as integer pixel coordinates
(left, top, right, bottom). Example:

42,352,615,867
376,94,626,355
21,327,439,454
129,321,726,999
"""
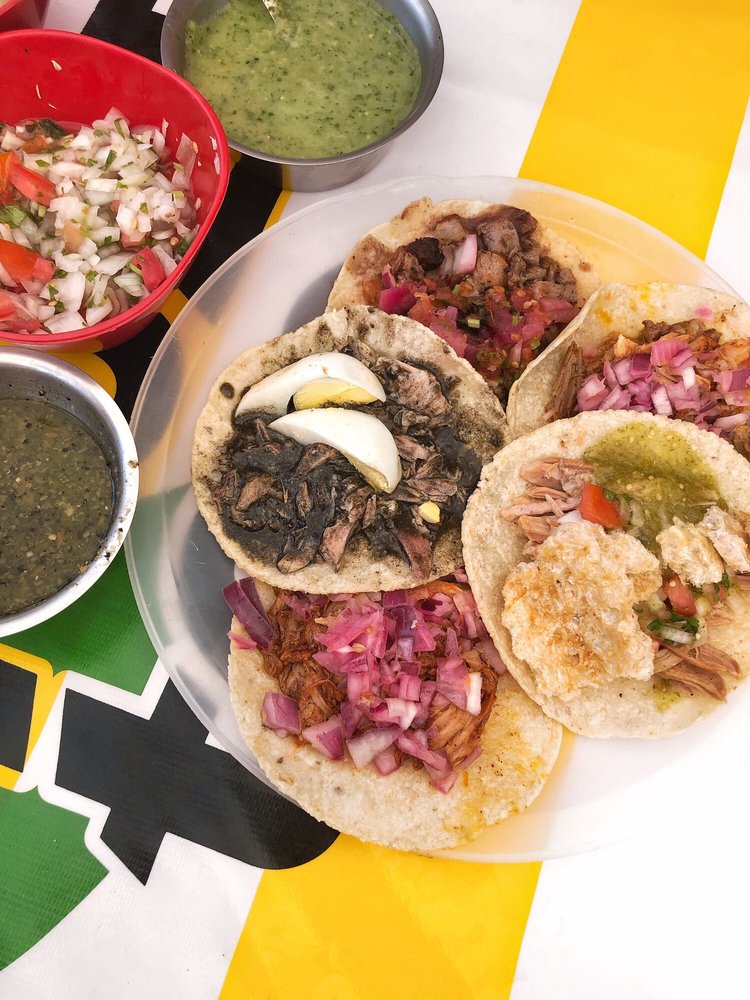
0,345,140,637
0,28,231,348
161,0,444,166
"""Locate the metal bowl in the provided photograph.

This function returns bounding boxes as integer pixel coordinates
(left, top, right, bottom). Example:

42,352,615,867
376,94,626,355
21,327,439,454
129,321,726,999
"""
161,0,443,191
0,348,139,637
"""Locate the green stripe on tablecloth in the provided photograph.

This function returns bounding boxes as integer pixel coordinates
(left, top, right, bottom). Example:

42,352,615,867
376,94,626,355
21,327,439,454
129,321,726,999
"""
6,552,155,695
0,787,106,971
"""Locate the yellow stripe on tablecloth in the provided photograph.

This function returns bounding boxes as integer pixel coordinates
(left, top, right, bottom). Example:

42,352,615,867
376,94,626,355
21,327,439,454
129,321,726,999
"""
520,0,750,257
221,837,540,1000
0,647,65,791
160,288,190,325
264,190,292,229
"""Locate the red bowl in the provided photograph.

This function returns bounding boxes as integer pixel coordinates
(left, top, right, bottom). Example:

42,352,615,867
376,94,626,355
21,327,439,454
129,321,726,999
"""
0,29,230,350
0,0,48,32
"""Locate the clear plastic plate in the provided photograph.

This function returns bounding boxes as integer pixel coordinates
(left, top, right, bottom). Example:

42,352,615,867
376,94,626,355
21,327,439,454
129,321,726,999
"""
126,175,748,861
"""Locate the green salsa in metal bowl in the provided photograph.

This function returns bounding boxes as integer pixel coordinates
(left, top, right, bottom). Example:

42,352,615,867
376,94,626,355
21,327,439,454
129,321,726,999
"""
184,0,421,159
0,398,113,616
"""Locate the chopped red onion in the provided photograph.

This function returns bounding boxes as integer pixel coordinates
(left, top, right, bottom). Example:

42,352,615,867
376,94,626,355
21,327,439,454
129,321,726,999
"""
340,701,365,740
716,368,750,393
347,725,400,768
538,296,577,325
379,284,416,314
302,717,345,761
651,338,685,366
222,579,277,649
261,692,301,736
374,746,401,776
714,413,748,430
228,629,257,650
452,233,478,274
651,384,673,415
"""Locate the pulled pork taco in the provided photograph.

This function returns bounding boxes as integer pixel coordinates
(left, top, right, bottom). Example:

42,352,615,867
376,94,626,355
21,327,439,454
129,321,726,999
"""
327,197,599,403
193,306,505,593
224,573,561,851
463,410,750,738
507,282,750,449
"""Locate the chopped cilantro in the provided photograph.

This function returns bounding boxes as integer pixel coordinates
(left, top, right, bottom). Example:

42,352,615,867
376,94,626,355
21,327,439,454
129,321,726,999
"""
0,206,26,226
37,118,67,139
35,158,51,168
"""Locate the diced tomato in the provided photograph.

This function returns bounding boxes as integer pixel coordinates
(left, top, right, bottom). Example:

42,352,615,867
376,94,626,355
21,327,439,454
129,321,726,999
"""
130,246,165,292
431,319,467,357
0,152,16,187
664,575,697,617
9,161,57,206
578,483,622,529
0,289,17,317
0,239,49,285
31,255,54,283
408,295,436,327
22,135,50,154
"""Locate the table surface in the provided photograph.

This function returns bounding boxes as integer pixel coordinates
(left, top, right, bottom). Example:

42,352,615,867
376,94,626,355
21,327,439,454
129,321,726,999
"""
2,2,750,998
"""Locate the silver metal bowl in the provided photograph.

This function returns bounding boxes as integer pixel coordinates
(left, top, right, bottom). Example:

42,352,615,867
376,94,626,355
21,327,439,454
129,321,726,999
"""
0,347,139,637
161,0,444,191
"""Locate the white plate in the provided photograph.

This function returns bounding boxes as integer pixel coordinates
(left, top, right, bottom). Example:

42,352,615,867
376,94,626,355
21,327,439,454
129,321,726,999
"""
126,174,746,862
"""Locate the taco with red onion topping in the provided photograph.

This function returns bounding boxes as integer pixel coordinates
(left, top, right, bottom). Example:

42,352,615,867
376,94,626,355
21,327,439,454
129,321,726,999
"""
462,409,750,739
328,197,599,403
506,283,750,451
224,573,561,851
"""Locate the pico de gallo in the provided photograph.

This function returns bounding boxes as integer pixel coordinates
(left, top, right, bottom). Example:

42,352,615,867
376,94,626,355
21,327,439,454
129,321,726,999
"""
0,110,199,335
366,206,587,403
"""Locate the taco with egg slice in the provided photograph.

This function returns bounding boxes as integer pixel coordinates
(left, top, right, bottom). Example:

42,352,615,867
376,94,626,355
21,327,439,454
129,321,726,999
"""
223,573,561,852
462,410,750,739
193,306,505,593
327,197,600,403
506,282,750,448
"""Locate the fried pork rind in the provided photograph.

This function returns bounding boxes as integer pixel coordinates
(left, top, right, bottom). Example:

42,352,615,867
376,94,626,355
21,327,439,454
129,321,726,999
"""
506,283,750,440
700,506,750,573
656,520,724,586
502,522,660,700
192,306,506,593
227,613,562,853
463,410,750,738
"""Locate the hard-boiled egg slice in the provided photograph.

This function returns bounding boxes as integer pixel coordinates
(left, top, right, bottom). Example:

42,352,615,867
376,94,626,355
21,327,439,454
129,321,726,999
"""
235,353,385,418
269,408,402,493
293,377,381,410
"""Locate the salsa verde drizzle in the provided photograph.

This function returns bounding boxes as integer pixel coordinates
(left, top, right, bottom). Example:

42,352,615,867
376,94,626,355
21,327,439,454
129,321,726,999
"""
184,0,421,159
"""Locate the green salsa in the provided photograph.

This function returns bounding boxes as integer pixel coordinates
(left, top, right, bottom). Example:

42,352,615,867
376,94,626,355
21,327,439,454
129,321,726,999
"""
184,0,421,159
583,423,723,552
0,399,113,617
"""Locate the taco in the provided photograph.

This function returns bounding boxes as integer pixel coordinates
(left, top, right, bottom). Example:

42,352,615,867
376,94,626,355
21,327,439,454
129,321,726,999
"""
327,197,599,403
224,573,561,852
193,306,505,593
506,282,750,449
462,410,750,739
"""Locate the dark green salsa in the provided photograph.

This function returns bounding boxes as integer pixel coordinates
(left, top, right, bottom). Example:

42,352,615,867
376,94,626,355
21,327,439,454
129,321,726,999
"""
0,398,113,617
184,0,421,159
